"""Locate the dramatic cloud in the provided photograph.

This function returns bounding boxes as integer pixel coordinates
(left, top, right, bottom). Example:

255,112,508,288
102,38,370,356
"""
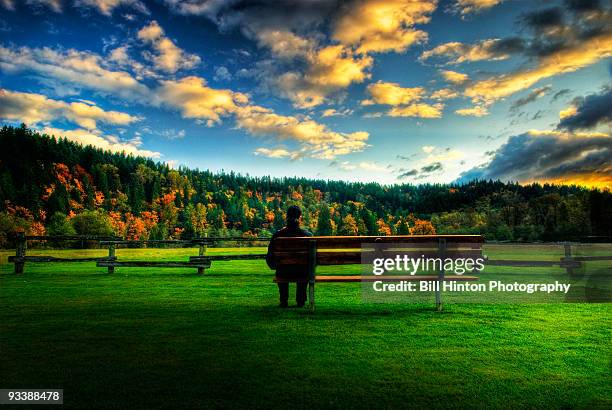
332,0,436,54
464,3,612,105
156,76,369,159
557,86,612,131
0,45,152,101
465,34,612,105
420,38,523,64
160,0,436,107
156,76,248,126
0,88,140,129
457,130,612,187
275,45,373,108
235,105,370,159
137,21,200,74
41,126,161,158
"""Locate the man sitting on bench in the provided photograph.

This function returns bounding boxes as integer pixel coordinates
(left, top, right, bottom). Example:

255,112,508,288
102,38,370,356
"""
266,205,312,308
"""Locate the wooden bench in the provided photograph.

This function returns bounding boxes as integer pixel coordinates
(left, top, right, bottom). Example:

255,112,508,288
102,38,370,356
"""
270,235,485,311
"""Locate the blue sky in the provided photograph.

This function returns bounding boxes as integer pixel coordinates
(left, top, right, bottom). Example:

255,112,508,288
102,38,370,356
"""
1,0,610,187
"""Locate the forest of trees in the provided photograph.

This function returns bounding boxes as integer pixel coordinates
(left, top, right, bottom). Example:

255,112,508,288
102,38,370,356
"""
1,124,611,246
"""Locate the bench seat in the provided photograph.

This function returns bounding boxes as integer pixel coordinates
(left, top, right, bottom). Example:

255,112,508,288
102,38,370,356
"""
96,260,210,268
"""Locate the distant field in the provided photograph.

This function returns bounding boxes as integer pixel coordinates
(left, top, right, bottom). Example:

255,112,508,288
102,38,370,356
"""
1,245,610,409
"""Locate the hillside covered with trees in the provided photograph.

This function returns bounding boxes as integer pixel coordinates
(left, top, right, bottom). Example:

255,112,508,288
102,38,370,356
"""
1,125,611,245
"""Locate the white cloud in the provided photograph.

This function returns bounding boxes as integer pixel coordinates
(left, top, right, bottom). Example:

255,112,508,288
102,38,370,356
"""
42,126,161,158
0,45,152,101
213,66,232,82
137,21,200,74
0,88,141,129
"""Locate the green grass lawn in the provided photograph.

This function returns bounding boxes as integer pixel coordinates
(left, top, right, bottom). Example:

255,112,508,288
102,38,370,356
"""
1,246,610,409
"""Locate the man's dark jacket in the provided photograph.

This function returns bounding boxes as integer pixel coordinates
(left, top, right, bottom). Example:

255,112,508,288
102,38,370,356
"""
266,226,312,280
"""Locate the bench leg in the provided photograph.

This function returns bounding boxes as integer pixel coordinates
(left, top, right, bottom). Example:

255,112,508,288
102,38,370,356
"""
435,280,442,311
308,282,315,312
436,239,446,311
197,244,206,275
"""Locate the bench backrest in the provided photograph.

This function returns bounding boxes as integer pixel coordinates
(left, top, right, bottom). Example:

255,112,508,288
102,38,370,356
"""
271,235,484,266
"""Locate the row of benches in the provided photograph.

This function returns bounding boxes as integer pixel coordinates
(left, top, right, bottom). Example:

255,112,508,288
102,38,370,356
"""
10,234,485,310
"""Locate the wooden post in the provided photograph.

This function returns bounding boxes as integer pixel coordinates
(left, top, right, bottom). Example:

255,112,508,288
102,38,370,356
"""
14,232,26,275
436,238,446,311
307,239,317,312
107,243,115,274
564,242,574,276
197,241,206,275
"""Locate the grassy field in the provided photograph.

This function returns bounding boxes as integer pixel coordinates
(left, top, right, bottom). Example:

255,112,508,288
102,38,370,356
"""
1,245,610,409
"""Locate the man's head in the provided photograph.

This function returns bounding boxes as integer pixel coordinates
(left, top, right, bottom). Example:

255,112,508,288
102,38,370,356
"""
286,205,302,227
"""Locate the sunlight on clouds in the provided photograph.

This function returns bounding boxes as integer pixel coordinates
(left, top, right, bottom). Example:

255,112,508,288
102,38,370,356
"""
362,81,424,106
420,39,511,64
253,147,297,159
559,105,578,120
157,76,247,126
455,105,488,117
333,0,436,54
235,105,369,159
0,88,141,129
137,21,200,74
361,81,442,118
156,75,369,159
276,45,373,108
430,88,458,100
388,103,443,118
453,0,502,16
440,70,469,84
42,127,161,158
465,33,612,105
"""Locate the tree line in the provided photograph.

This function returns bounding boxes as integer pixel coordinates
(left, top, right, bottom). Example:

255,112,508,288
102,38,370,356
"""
1,124,611,246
